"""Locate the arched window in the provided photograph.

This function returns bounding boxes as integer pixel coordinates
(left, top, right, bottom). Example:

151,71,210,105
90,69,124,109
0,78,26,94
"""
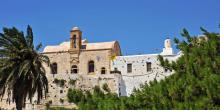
73,35,77,48
71,65,78,74
101,67,106,74
52,62,57,74
88,61,95,73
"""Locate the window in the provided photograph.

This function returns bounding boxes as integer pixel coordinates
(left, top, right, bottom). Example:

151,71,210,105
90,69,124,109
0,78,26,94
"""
73,35,77,48
164,68,170,72
81,45,86,49
88,61,95,73
101,67,106,74
146,62,152,72
71,65,78,74
110,68,121,74
52,62,57,74
127,63,132,73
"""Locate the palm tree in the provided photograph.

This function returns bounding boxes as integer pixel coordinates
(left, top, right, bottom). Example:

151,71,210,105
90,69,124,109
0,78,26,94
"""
0,26,50,110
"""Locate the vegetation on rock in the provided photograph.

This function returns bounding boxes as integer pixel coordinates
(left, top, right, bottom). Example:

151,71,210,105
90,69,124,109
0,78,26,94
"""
54,78,66,87
69,79,77,86
102,83,110,92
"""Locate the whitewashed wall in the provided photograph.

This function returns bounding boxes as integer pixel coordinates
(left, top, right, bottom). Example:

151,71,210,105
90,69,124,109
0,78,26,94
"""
111,54,180,96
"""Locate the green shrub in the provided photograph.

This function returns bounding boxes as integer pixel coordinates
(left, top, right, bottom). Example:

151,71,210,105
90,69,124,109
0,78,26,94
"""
47,107,75,110
69,79,76,85
102,83,110,92
67,89,84,103
53,79,66,87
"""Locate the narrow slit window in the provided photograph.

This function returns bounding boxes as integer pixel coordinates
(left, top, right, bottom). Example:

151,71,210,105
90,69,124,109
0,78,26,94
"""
127,63,132,73
73,35,77,48
52,62,57,74
146,62,152,72
88,61,95,73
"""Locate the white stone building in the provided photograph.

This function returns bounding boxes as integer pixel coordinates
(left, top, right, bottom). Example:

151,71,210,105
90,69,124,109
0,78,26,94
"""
111,53,180,96
111,37,182,96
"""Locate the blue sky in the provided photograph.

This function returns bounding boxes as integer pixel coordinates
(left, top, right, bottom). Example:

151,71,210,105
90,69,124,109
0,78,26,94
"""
0,0,220,55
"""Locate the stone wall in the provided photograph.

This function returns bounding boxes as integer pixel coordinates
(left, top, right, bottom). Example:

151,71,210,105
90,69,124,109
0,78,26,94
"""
41,49,119,108
79,49,112,75
43,52,71,75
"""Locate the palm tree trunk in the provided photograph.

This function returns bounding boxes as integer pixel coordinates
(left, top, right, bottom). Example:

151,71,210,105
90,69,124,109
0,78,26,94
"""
15,95,24,110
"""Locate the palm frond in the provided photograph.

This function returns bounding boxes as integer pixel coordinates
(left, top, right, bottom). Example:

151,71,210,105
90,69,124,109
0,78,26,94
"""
0,26,50,110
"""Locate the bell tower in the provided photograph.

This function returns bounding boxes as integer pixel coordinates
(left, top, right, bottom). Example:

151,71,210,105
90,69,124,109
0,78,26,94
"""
69,27,82,54
69,27,82,64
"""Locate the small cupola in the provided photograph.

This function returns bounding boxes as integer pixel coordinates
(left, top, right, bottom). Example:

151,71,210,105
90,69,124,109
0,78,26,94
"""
71,27,80,31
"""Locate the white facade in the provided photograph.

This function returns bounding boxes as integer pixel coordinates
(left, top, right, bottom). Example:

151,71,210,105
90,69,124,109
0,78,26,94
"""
111,54,179,96
111,38,181,96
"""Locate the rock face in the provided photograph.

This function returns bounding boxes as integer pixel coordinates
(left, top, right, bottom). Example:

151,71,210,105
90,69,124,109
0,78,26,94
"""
0,27,180,109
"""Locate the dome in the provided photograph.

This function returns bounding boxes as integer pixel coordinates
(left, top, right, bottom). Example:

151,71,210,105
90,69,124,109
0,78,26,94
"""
71,27,80,31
